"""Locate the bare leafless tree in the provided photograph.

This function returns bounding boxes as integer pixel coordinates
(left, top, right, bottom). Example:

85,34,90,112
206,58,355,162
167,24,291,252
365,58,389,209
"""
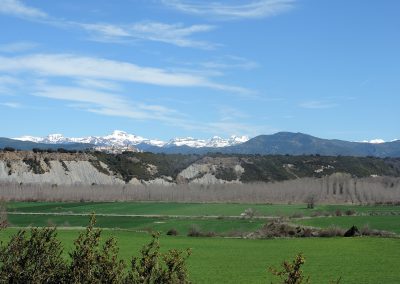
0,198,8,229
0,174,399,204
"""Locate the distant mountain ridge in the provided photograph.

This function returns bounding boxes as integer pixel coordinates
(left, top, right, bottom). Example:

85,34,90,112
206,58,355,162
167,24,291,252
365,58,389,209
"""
3,131,400,157
0,137,92,151
222,132,400,157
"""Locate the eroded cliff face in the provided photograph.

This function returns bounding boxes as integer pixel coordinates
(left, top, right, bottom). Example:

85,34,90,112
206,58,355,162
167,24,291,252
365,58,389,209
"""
176,158,244,185
0,152,248,185
0,151,123,185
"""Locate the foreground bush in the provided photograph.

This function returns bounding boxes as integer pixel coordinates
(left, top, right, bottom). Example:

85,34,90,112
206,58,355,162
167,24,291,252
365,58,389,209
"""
269,253,341,284
269,253,310,284
0,228,66,283
0,215,191,283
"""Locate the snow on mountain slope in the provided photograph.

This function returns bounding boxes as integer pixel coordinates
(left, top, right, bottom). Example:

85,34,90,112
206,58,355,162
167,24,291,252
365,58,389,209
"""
14,130,249,148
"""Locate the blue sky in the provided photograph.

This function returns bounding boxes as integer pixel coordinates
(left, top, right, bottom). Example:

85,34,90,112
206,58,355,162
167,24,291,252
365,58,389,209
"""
0,0,399,141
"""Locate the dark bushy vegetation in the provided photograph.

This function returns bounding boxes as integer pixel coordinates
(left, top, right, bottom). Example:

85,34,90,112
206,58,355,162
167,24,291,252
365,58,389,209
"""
88,159,109,175
93,151,400,183
166,228,179,236
215,166,237,181
187,225,216,237
239,155,400,183
22,158,45,174
0,216,192,283
250,221,316,238
93,152,200,182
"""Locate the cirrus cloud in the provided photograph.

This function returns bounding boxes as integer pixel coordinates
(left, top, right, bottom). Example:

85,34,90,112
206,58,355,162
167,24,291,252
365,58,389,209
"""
0,0,47,18
0,53,251,93
80,22,217,49
161,0,295,20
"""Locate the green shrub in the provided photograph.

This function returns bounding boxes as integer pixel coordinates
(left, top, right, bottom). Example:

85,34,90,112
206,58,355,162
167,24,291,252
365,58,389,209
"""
127,232,191,284
67,215,125,283
0,227,66,283
0,215,192,283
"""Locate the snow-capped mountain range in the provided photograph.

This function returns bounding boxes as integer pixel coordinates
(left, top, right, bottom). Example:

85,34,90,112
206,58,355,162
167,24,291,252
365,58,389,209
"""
14,130,249,149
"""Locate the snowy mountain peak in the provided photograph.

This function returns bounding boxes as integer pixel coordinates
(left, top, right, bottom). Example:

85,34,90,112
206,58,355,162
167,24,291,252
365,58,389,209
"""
229,135,249,144
166,137,207,148
103,130,147,146
14,130,249,149
46,134,66,143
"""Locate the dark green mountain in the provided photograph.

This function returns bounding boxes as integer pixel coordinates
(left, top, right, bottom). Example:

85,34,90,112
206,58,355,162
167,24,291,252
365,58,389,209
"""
0,137,93,151
222,132,400,157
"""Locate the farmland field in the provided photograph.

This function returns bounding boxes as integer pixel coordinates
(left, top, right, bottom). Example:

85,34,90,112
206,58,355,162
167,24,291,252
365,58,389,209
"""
6,214,266,234
7,201,400,217
0,228,399,283
5,201,400,235
1,201,400,283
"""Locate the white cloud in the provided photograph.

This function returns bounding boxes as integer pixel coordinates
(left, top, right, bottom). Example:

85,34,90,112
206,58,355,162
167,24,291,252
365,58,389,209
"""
33,85,173,121
81,22,216,49
161,0,295,20
0,41,38,53
76,78,122,91
0,75,21,94
0,0,47,18
0,102,22,108
200,55,258,70
0,1,217,49
0,53,251,93
299,100,338,109
0,75,20,85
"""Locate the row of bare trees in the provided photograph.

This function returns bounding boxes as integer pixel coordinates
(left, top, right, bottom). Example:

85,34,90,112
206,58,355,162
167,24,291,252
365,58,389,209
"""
0,174,399,204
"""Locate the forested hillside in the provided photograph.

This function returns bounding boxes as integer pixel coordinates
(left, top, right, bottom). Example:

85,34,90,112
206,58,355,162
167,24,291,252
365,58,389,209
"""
92,151,400,183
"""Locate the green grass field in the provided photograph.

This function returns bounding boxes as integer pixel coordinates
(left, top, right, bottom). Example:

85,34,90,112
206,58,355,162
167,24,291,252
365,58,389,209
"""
0,228,399,283
7,201,400,217
7,214,265,235
2,201,400,283
5,201,400,235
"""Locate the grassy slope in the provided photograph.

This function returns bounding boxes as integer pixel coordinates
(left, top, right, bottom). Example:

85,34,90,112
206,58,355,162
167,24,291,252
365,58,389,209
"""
0,228,399,283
